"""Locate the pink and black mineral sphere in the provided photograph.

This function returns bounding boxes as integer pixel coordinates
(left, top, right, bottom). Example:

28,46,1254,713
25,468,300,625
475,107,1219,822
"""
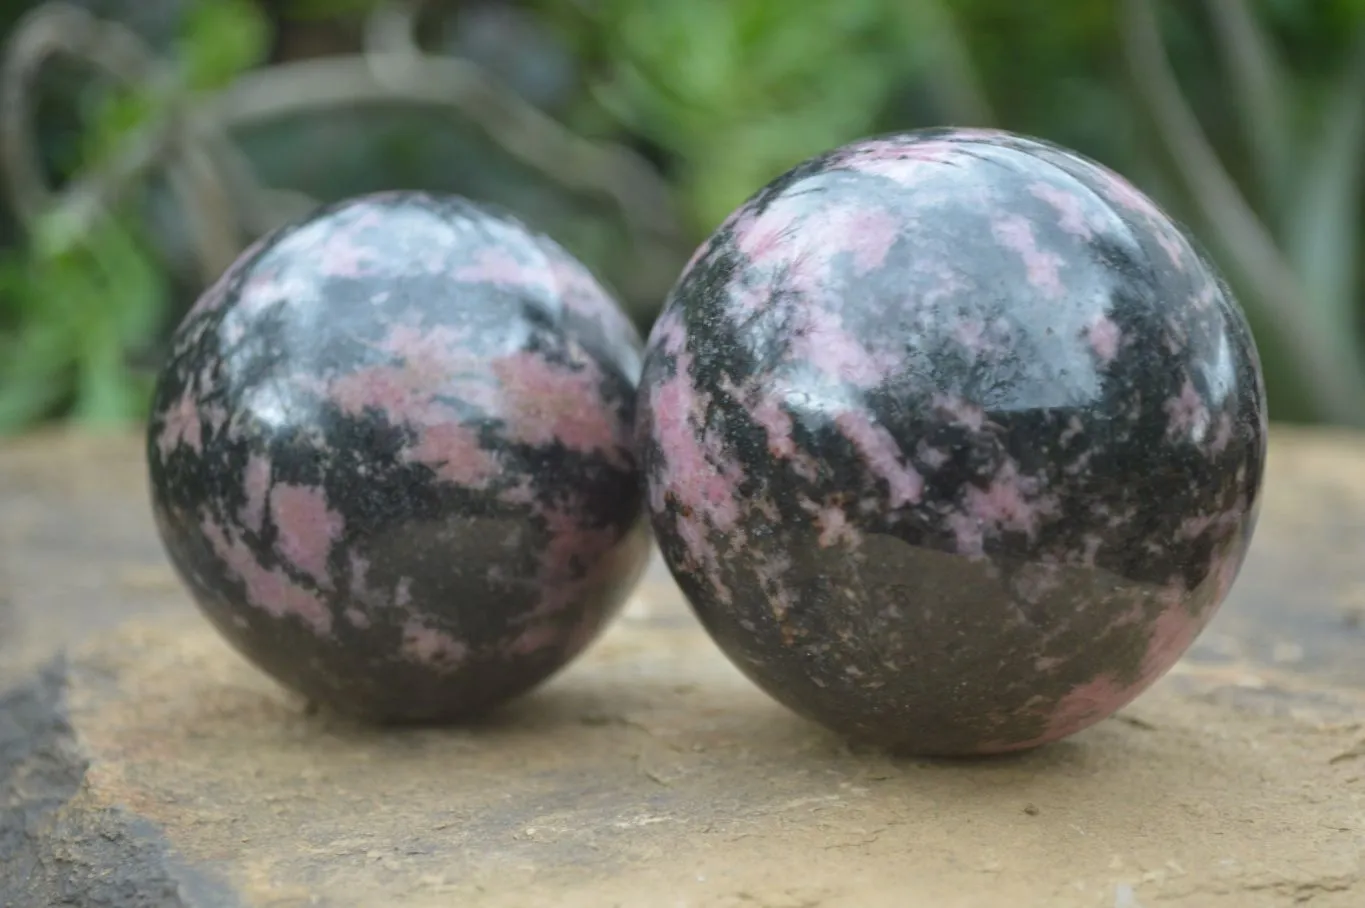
636,128,1267,755
148,191,650,721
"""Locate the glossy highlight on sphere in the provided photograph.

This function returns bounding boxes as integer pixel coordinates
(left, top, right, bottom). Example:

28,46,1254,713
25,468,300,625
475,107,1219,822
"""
636,128,1268,755
148,191,649,721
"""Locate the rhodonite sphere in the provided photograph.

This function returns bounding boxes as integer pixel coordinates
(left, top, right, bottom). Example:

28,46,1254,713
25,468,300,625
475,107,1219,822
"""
636,128,1267,755
148,191,649,721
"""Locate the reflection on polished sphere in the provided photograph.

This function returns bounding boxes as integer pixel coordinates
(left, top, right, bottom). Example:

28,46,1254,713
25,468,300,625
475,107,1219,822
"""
636,128,1267,755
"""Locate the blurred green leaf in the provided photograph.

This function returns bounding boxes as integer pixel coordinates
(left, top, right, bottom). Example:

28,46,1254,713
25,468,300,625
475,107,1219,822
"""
73,330,143,425
85,88,161,168
0,0,241,433
0,214,166,432
557,0,930,231
86,221,167,347
179,0,269,92
0,319,70,432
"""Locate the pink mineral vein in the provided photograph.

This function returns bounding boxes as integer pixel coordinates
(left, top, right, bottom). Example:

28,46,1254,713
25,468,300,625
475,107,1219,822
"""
508,621,562,656
752,550,795,621
319,231,380,278
404,422,500,488
814,504,860,549
156,389,204,459
1085,315,1122,364
932,393,988,432
646,347,737,603
269,484,344,588
491,351,628,464
1210,413,1234,454
1037,674,1128,743
833,412,923,508
1155,229,1186,270
401,618,468,668
1028,181,1095,239
963,460,1056,541
992,214,1065,299
735,203,801,271
836,138,960,186
240,453,272,533
547,255,618,322
1165,377,1209,440
454,246,542,289
1140,589,1204,681
531,504,621,617
201,516,333,634
791,306,898,389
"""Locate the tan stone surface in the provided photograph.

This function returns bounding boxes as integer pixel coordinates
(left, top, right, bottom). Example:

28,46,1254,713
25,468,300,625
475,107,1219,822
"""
2,427,1364,907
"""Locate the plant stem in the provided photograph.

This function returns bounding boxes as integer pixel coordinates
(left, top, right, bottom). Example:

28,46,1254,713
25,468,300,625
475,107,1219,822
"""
0,1,244,282
1122,0,1365,427
1,0,683,282
0,2,154,222
214,54,681,242
1204,0,1291,212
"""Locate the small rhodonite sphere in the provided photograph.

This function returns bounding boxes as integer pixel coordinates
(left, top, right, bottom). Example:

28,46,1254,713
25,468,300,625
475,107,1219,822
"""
148,191,650,721
636,129,1267,755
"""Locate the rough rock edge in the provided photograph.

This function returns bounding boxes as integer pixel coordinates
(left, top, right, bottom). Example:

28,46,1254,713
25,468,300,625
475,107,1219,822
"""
0,657,242,908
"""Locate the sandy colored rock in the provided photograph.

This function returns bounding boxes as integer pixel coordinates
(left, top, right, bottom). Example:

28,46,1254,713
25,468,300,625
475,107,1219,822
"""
2,427,1365,907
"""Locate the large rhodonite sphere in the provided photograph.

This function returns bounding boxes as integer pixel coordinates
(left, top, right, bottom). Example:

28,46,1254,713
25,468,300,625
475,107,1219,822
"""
636,129,1267,755
149,191,649,721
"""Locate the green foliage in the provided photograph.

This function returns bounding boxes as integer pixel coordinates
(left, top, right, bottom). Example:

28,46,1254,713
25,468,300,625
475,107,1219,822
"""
542,0,934,232
179,0,270,92
0,0,269,433
540,0,1365,424
83,90,160,169
0,219,164,430
2,0,1364,430
1150,2,1365,424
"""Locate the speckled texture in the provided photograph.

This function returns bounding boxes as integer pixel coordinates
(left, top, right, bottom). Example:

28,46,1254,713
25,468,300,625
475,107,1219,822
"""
636,128,1268,756
147,191,650,721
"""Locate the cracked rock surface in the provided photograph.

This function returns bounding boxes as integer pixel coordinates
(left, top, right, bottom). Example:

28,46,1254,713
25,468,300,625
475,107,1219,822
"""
1,430,1363,907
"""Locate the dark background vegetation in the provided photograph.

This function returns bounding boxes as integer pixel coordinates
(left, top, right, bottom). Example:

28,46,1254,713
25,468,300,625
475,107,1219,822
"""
1,0,1363,431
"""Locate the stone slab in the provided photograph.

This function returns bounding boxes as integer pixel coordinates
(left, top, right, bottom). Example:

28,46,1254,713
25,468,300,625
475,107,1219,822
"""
1,427,1364,907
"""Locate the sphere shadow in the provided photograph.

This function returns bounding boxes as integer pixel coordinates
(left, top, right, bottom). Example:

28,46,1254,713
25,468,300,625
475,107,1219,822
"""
269,656,1109,783
153,632,1216,880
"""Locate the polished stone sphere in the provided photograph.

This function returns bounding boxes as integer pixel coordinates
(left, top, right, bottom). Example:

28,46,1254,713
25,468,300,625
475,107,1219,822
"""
148,191,649,721
635,129,1267,755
